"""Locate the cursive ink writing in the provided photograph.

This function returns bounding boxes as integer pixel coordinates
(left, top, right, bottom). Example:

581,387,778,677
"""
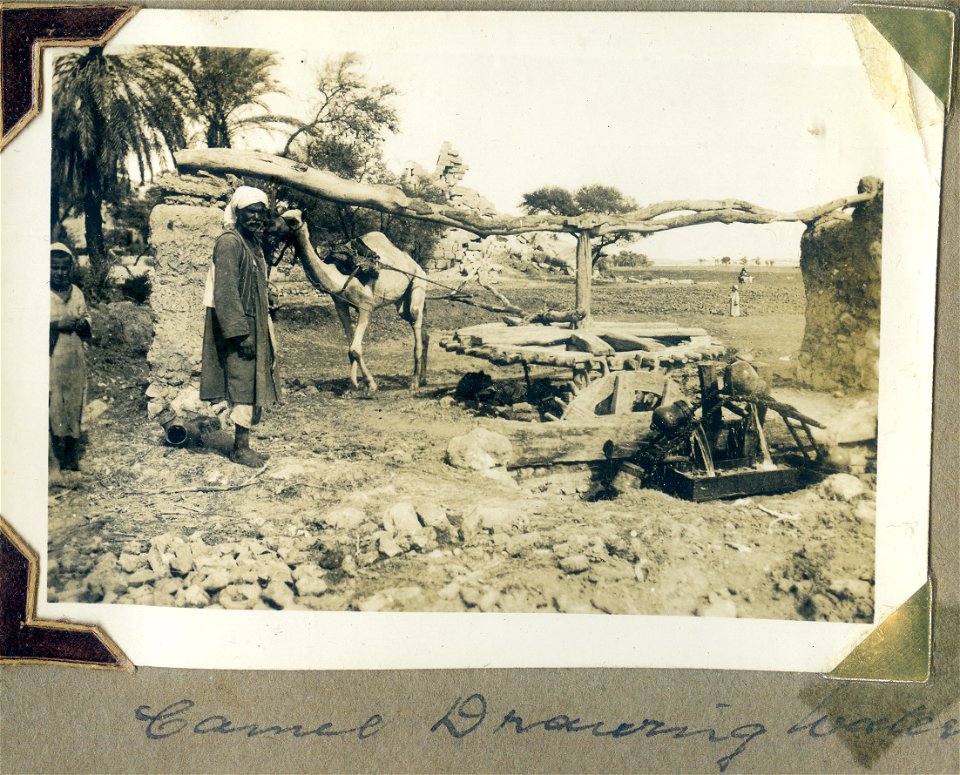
431,694,488,739
430,695,765,772
134,689,958,772
787,686,958,742
135,700,385,741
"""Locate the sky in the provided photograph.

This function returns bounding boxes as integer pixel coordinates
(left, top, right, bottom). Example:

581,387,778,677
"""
120,11,891,263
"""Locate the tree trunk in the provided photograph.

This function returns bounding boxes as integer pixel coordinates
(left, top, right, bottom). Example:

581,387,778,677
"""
206,118,231,149
575,232,593,328
82,155,108,296
50,181,62,235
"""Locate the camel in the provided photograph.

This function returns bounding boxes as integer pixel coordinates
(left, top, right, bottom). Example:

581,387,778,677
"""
277,209,428,393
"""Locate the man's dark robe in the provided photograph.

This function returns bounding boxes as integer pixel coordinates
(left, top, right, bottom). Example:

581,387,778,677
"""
200,228,279,417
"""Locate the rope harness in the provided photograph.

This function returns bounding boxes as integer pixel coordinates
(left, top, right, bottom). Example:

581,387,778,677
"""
273,220,522,316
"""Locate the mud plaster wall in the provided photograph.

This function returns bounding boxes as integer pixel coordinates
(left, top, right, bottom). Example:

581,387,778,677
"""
797,179,883,392
145,174,231,420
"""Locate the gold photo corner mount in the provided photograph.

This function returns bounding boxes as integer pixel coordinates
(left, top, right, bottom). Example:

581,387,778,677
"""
0,516,134,671
852,3,957,111
0,3,139,152
827,579,933,683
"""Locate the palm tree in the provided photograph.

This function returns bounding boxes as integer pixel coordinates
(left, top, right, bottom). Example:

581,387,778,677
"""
52,47,186,297
144,46,289,148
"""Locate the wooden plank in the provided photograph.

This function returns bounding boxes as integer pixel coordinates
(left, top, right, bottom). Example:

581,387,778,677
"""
589,322,709,338
518,347,595,364
482,415,656,467
598,331,666,352
609,373,633,415
455,322,569,338
567,331,616,355
461,326,573,348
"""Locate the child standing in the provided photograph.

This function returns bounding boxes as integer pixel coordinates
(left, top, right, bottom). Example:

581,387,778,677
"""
50,243,91,472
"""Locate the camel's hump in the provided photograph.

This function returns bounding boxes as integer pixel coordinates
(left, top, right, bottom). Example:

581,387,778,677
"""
360,231,414,266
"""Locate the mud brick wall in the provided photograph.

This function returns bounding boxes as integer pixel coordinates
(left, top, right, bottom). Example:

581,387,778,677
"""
796,178,883,392
145,173,231,420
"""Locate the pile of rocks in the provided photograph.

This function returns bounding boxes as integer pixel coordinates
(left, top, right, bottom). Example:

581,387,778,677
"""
48,498,459,610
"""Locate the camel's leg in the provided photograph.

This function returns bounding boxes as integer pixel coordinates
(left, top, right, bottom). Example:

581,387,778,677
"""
333,300,359,389
398,282,428,391
349,307,377,393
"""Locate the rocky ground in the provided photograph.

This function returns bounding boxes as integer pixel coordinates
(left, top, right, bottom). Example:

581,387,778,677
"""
47,268,876,621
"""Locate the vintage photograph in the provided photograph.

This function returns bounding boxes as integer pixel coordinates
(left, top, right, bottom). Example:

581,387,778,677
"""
38,11,935,632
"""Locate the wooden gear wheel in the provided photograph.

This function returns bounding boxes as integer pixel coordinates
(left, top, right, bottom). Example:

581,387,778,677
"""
545,368,686,421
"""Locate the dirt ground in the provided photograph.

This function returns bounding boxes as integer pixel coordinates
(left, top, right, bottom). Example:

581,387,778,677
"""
47,267,877,621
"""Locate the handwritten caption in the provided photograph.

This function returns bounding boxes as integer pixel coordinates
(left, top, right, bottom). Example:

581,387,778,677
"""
135,690,959,773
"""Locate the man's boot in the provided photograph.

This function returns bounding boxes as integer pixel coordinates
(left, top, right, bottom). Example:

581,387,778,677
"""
230,426,267,468
62,436,80,471
50,435,65,472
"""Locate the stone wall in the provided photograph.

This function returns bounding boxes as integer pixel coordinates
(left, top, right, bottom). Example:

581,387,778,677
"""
145,173,231,420
796,178,883,392
404,142,499,271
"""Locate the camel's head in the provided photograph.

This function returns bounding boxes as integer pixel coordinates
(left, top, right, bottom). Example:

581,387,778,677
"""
280,209,305,231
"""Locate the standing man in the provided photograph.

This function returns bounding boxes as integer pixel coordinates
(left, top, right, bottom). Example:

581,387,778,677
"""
200,186,279,467
729,285,741,317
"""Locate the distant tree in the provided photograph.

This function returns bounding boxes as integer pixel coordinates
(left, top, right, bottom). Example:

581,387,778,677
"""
739,257,749,266
281,53,399,161
144,46,289,148
519,183,639,266
720,256,732,265
277,54,442,262
608,250,651,268
753,257,762,266
52,47,186,298
766,259,776,267
697,258,706,265
519,186,579,217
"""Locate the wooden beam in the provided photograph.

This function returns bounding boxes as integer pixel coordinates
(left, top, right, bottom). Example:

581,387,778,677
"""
482,415,655,467
175,149,879,240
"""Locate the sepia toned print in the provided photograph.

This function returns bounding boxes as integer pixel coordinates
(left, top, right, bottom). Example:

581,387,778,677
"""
19,10,939,669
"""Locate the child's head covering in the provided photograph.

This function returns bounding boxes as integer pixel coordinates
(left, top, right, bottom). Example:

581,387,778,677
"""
223,186,269,227
50,242,75,260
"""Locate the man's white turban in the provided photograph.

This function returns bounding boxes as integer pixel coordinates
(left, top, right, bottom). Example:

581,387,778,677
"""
223,186,269,228
206,186,270,308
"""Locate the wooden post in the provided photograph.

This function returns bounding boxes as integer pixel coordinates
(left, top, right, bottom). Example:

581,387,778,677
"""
575,231,592,329
698,364,722,448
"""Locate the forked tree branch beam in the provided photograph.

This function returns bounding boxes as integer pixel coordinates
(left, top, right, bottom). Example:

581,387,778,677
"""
174,149,877,238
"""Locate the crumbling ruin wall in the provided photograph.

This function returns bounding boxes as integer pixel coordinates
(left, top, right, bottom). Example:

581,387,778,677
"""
796,178,882,392
146,173,232,420
404,142,499,271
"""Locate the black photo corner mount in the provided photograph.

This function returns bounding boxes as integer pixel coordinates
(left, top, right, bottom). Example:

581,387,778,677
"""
1,516,134,670
0,3,137,151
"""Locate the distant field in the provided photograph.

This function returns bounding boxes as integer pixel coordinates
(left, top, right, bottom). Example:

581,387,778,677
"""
613,265,801,284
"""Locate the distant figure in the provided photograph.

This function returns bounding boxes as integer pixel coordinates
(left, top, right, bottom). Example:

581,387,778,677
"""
729,285,741,317
738,267,752,284
49,243,92,472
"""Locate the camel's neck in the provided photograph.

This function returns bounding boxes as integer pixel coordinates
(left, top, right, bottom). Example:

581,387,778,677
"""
291,225,350,292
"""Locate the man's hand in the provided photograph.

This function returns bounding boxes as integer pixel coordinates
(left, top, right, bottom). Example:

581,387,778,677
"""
52,316,78,332
75,319,92,339
235,335,256,360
